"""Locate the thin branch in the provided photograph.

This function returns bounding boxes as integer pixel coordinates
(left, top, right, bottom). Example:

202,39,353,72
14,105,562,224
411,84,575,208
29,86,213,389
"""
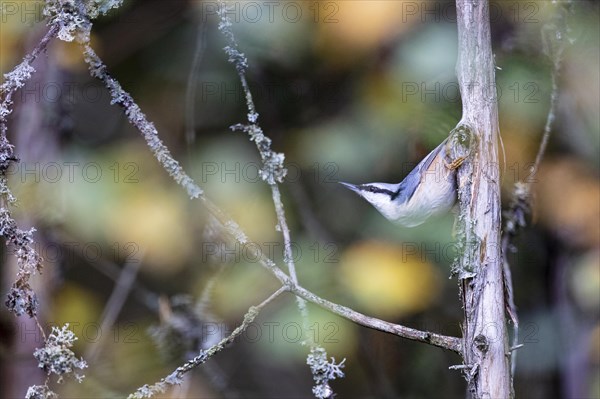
217,5,347,392
0,19,88,395
529,4,567,185
0,207,44,320
0,23,59,114
216,0,312,344
501,1,569,375
199,196,292,284
79,41,203,200
272,185,310,322
1,24,59,182
0,24,59,320
184,20,208,145
289,285,463,355
59,232,160,312
85,251,145,362
128,287,286,399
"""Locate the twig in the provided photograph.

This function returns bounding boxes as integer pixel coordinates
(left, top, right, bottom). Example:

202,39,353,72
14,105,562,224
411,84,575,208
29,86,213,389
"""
184,21,208,145
216,0,312,344
85,250,145,362
0,19,86,397
199,196,292,284
1,24,59,198
60,233,159,312
0,25,60,322
216,5,346,393
79,41,203,200
528,3,567,186
272,186,310,319
128,287,286,399
0,24,59,130
501,1,569,376
289,285,462,354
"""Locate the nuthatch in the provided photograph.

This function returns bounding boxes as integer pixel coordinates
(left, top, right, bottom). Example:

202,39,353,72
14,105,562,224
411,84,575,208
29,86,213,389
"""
341,138,457,227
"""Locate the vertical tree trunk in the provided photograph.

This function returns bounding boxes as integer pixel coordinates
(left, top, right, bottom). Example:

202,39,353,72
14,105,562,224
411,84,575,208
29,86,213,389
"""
454,1,512,398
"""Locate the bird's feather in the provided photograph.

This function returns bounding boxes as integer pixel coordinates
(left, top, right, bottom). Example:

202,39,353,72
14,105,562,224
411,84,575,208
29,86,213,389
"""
393,138,449,203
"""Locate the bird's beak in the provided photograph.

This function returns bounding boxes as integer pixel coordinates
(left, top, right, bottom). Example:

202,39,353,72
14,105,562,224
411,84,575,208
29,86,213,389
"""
339,181,360,194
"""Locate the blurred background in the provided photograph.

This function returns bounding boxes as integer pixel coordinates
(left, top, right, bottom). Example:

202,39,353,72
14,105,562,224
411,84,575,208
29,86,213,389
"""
0,0,598,398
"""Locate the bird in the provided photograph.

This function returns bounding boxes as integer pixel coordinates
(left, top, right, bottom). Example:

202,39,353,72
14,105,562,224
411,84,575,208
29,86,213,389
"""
340,138,457,227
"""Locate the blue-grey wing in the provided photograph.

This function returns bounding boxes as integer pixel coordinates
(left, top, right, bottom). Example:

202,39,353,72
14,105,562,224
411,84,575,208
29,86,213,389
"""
395,138,448,202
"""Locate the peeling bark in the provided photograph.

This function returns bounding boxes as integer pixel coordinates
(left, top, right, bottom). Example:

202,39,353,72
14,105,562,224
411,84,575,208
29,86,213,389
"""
453,1,512,397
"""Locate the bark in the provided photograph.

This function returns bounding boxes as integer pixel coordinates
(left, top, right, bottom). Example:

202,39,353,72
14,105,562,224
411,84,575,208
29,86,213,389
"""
453,1,512,397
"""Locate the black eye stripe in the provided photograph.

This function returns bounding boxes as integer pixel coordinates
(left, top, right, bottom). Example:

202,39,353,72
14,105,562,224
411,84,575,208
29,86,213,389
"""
359,185,395,196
